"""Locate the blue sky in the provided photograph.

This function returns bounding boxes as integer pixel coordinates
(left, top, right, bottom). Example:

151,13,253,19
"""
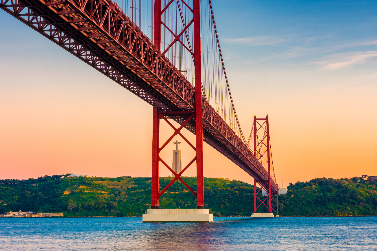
213,0,376,70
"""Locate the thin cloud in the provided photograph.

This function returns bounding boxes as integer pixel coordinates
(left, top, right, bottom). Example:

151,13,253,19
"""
314,51,377,70
275,39,377,60
304,33,334,45
351,40,377,46
224,36,287,46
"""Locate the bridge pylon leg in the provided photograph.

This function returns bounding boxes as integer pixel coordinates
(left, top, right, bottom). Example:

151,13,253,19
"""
266,115,272,213
151,107,159,209
254,179,257,213
193,0,204,209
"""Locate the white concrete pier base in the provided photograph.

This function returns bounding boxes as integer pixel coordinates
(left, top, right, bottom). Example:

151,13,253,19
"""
251,213,275,218
142,209,213,222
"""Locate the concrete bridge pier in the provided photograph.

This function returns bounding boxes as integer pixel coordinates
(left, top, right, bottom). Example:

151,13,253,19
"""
142,209,213,222
251,213,275,218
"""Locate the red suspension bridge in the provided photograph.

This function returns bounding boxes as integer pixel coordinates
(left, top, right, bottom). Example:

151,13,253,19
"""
0,0,279,216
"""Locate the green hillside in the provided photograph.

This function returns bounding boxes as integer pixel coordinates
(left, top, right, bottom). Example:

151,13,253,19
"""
0,175,376,217
279,177,377,216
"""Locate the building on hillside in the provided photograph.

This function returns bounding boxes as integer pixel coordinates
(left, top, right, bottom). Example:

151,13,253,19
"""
33,212,64,217
3,210,35,217
367,176,377,182
279,188,288,195
2,210,63,217
361,175,377,182
261,187,287,196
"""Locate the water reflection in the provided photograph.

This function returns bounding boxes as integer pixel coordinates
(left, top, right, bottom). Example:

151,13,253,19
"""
145,221,228,250
0,217,376,250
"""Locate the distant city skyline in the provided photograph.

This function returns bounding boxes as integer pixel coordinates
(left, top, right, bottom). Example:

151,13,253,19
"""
0,0,376,187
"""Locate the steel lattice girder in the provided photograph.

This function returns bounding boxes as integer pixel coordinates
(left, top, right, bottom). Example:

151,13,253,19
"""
0,0,278,193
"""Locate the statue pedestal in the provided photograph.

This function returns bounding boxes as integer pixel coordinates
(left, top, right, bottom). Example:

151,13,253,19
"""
142,209,213,222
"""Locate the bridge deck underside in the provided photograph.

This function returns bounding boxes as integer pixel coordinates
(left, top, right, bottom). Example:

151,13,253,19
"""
0,0,278,193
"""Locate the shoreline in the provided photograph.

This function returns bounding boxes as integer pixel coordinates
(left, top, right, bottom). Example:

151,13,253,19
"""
0,215,376,218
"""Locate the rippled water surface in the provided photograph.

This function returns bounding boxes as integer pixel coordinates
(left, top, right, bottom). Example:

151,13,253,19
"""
0,216,376,250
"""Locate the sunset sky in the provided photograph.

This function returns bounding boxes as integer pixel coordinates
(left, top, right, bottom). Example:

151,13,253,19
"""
0,0,376,187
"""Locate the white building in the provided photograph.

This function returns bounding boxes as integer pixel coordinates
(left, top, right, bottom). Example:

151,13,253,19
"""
261,187,287,196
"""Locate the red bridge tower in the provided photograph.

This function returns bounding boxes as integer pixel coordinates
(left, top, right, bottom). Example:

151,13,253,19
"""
144,0,212,222
252,115,279,216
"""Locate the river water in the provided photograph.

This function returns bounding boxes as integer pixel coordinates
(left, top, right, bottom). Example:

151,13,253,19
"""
0,216,376,250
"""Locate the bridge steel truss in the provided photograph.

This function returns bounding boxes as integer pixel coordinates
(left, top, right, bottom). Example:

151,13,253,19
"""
0,0,279,208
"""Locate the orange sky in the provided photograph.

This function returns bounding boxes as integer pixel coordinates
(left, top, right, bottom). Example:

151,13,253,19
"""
0,1,377,187
0,61,375,187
